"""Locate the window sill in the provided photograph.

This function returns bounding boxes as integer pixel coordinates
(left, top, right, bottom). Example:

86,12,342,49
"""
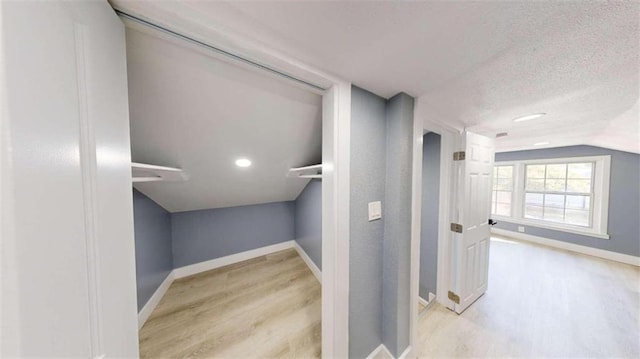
491,215,610,240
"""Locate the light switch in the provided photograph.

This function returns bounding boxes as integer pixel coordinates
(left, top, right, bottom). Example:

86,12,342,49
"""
368,201,382,221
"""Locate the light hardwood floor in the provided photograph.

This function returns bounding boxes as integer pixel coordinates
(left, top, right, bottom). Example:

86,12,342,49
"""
418,236,640,358
139,248,321,358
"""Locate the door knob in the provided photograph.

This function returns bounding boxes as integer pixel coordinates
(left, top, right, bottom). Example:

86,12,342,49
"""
488,219,498,226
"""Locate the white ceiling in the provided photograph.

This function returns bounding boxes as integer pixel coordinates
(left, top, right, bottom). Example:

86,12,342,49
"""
126,28,322,212
112,0,639,154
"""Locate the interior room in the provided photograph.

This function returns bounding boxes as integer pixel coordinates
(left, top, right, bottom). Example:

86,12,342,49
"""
415,143,639,358
2,1,638,359
126,22,324,358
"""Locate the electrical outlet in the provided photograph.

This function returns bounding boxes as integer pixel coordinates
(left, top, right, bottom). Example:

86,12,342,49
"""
518,226,525,233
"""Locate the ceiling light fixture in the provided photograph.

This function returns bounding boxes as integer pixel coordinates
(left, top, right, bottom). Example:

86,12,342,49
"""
235,158,252,168
513,113,546,122
533,142,549,146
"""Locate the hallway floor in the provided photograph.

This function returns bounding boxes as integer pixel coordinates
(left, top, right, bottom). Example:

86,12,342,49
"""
139,249,321,358
418,236,640,358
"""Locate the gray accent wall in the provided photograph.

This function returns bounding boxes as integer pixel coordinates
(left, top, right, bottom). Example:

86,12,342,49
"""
348,86,415,358
133,189,173,311
495,145,640,257
133,191,318,312
171,201,295,267
349,86,386,358
382,93,414,357
420,133,441,300
294,179,322,269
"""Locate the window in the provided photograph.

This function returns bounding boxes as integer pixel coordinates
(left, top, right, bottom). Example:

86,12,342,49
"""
492,165,514,217
492,155,610,239
524,162,593,227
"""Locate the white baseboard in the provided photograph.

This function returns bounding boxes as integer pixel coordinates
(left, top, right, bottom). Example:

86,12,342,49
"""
138,271,174,329
491,228,640,267
367,344,394,359
138,240,321,330
365,344,412,359
398,346,412,359
173,240,296,279
418,296,429,307
293,241,322,283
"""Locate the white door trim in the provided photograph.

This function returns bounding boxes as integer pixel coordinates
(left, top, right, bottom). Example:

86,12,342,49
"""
321,82,351,358
409,100,459,357
2,2,138,355
108,5,351,357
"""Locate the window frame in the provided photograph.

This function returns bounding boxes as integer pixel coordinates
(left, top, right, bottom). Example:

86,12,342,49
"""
492,155,611,239
492,165,515,217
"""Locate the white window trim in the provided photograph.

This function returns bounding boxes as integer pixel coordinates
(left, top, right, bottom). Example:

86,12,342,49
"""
494,155,611,239
492,165,515,217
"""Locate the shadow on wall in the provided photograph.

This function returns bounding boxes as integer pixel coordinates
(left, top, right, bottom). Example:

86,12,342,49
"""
419,132,441,301
132,189,173,311
295,179,322,269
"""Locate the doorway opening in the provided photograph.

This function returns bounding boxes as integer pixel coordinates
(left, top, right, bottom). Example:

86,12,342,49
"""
127,25,324,357
117,9,350,357
417,132,441,315
409,110,494,355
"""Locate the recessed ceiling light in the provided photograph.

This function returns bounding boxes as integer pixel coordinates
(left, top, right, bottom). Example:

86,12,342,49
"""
534,142,549,146
235,158,252,168
513,113,546,122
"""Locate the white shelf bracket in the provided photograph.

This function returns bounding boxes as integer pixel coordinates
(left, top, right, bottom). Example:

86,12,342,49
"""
131,162,188,183
288,163,322,180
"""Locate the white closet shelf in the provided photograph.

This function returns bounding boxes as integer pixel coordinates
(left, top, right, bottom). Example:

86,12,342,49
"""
131,162,188,183
288,164,322,179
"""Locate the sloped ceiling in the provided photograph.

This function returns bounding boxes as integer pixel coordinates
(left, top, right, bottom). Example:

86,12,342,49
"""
126,28,322,212
112,0,639,154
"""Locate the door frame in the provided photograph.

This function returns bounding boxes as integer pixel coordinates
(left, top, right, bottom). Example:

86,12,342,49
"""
109,5,352,357
408,100,460,353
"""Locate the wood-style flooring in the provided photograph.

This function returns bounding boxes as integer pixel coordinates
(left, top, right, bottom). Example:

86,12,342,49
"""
139,248,321,358
418,236,640,358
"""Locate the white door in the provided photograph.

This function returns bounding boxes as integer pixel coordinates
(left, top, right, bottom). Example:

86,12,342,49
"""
450,131,495,314
1,1,138,357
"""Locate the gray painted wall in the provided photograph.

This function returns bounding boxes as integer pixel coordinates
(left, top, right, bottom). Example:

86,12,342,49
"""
132,189,173,311
294,179,322,269
420,133,441,300
382,93,414,357
349,86,386,358
171,201,295,267
495,145,640,257
349,87,416,358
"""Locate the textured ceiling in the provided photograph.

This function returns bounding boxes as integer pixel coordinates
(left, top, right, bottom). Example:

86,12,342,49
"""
126,28,322,212
417,2,639,153
111,0,639,154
